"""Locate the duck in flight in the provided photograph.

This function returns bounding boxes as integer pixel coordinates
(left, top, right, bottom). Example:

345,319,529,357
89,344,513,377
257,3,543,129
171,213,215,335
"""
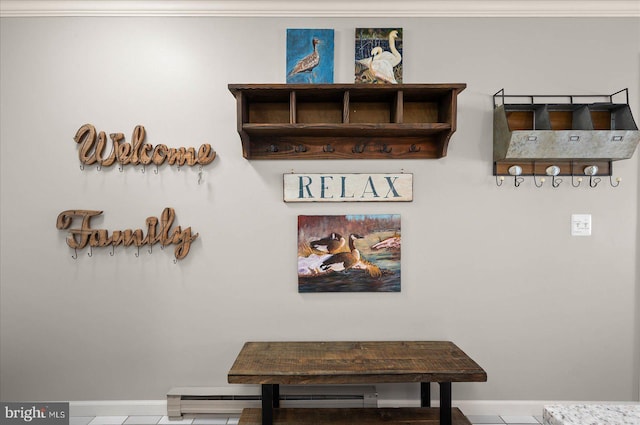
320,234,364,272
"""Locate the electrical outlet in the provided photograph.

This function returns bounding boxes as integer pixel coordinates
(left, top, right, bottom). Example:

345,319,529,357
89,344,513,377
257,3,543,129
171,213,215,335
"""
571,214,592,236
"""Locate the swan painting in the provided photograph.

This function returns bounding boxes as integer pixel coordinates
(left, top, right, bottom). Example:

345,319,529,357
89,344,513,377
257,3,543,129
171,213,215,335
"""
286,29,334,84
355,28,403,84
298,214,401,293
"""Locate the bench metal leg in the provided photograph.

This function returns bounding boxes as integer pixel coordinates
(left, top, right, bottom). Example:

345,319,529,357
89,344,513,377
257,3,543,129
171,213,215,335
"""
420,382,431,407
261,384,274,425
439,382,452,425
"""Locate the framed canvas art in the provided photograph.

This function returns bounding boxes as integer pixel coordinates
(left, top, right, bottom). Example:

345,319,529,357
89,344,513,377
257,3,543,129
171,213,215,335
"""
355,28,403,84
287,29,334,84
297,214,401,292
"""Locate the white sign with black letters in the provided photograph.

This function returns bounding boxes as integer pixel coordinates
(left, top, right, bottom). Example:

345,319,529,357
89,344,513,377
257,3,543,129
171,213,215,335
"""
284,173,413,202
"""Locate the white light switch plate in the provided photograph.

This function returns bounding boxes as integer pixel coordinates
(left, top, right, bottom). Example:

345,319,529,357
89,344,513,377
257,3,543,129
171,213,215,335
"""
571,214,592,236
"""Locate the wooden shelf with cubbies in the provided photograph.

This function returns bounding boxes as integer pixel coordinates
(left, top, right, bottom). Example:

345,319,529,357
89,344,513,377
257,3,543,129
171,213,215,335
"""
228,84,466,160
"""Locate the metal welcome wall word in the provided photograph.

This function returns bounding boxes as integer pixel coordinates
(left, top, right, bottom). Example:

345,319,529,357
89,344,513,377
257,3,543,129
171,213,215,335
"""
56,208,198,261
284,173,413,202
74,124,216,169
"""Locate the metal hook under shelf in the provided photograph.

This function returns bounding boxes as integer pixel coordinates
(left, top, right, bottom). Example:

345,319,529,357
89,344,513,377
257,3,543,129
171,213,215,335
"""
87,246,93,257
380,144,392,153
496,176,505,187
323,144,335,153
353,144,365,154
533,174,545,188
409,144,421,153
294,144,307,153
589,176,601,188
610,176,621,187
71,248,78,259
110,245,115,256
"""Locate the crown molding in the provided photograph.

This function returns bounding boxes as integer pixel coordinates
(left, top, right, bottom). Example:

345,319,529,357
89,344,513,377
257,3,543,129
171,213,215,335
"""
1,0,639,18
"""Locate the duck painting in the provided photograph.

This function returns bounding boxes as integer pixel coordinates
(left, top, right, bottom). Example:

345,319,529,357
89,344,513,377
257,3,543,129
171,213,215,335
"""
297,214,401,293
310,232,346,254
354,28,403,84
286,29,334,84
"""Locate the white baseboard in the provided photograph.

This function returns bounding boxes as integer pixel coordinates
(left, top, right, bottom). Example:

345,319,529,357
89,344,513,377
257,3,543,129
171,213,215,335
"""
70,398,639,417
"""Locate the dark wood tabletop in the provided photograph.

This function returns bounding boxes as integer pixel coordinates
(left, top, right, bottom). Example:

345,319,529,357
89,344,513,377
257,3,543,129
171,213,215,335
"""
228,341,487,385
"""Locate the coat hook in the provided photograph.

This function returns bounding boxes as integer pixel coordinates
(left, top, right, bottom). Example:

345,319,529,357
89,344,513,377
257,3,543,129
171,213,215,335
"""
134,246,140,257
589,176,601,188
352,144,365,154
409,144,421,153
610,176,621,187
87,246,93,257
323,144,335,153
533,174,545,188
154,164,159,174
267,144,279,153
514,176,524,187
380,144,392,153
110,245,115,256
96,163,102,171
173,257,178,264
141,164,146,173
571,175,583,187
72,248,78,259
119,162,124,172
496,176,505,186
80,163,85,171
294,144,307,153
551,176,563,188
148,244,153,255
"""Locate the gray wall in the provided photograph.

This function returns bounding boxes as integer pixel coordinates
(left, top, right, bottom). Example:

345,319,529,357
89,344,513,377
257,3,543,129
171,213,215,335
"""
1,16,639,402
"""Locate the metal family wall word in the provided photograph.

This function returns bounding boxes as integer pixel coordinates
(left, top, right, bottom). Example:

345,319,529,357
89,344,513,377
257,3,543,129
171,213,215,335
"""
74,124,216,169
284,173,413,202
56,207,198,261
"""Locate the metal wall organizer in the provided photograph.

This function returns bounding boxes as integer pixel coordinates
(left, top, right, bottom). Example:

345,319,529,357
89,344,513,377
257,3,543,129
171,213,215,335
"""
493,88,639,187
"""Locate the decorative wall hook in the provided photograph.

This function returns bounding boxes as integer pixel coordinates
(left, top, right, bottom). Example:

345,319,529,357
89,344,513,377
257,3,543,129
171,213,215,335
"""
72,248,78,259
323,144,335,153
533,174,545,188
154,164,159,174
96,163,102,171
353,144,365,154
571,175,583,187
508,165,524,187
589,176,601,188
118,162,124,172
267,144,279,153
610,176,622,187
80,163,85,171
496,176,505,186
141,164,146,174
409,144,421,153
87,246,93,257
110,245,115,256
135,246,140,257
380,144,392,153
294,144,307,153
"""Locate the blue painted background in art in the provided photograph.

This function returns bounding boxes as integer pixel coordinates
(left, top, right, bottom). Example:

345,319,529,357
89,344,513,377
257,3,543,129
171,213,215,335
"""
286,29,334,84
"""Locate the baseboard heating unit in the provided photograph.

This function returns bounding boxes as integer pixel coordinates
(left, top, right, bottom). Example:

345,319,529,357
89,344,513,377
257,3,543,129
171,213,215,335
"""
167,385,378,419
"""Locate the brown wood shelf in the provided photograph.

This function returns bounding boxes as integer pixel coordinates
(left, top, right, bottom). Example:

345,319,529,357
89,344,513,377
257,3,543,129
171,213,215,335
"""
229,84,466,160
237,407,472,425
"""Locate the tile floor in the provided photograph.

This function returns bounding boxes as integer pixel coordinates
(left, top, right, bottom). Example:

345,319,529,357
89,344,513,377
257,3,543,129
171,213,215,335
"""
70,414,546,425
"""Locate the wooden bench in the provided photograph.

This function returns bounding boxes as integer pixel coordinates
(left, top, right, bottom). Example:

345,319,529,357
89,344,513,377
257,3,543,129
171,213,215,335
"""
228,341,487,425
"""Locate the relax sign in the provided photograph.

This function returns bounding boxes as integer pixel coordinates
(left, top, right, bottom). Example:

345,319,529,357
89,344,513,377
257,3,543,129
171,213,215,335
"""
284,173,413,202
